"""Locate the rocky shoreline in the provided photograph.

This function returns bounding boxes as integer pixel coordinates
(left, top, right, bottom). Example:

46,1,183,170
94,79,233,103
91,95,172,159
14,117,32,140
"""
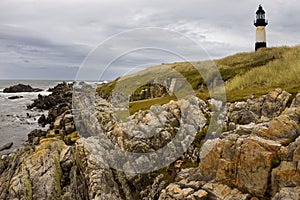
0,83,300,199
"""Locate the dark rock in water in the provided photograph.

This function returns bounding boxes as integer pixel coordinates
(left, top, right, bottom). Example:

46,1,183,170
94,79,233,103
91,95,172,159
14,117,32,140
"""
27,82,73,110
38,114,47,127
7,95,23,100
0,142,13,151
3,84,43,93
27,129,46,145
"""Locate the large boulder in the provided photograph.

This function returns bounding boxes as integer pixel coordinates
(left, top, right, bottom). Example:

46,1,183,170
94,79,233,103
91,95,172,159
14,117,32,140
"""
3,84,42,93
271,161,300,196
226,88,291,125
199,133,281,197
255,115,300,145
272,187,300,200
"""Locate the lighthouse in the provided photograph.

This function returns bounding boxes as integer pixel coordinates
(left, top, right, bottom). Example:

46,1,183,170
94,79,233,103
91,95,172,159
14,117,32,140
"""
254,5,268,51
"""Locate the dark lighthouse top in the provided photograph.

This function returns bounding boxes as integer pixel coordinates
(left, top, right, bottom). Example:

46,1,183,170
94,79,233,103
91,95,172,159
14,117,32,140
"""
254,5,268,27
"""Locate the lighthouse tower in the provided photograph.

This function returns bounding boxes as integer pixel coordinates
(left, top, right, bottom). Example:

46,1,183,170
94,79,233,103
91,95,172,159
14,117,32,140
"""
254,5,268,51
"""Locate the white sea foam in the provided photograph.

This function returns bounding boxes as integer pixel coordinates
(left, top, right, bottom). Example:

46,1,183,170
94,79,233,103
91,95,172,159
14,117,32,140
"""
0,80,59,154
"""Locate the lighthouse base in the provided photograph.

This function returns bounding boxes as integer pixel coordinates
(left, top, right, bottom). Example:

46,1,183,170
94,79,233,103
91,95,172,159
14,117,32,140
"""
255,42,267,51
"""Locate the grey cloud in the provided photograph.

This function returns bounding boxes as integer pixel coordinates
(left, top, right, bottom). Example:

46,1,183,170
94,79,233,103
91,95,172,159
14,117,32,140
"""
0,0,299,80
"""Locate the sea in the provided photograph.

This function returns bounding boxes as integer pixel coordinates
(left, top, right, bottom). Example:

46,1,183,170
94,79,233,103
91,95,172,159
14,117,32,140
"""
0,80,70,155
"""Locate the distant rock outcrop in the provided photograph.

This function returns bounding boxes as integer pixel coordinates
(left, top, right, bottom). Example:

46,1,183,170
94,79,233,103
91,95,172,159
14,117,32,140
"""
7,95,23,100
3,84,42,93
0,142,13,152
27,82,73,110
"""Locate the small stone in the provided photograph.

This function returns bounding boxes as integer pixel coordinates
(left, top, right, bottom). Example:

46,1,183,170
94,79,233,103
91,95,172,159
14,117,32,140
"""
188,189,208,200
0,142,13,151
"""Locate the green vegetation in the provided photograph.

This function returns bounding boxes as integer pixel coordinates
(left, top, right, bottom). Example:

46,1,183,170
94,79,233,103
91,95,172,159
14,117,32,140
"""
97,45,300,111
96,78,119,98
271,154,281,168
128,95,177,115
226,46,300,91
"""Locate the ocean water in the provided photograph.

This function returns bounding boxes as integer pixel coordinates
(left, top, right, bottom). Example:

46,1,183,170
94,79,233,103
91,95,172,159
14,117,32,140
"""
0,80,106,155
0,80,66,154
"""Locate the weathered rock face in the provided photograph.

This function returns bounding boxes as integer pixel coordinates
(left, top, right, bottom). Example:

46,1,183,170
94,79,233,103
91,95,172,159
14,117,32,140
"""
138,83,169,101
1,87,300,200
75,139,126,200
3,84,43,93
226,88,291,125
256,115,299,145
195,91,300,199
272,187,300,200
0,139,81,200
160,90,300,200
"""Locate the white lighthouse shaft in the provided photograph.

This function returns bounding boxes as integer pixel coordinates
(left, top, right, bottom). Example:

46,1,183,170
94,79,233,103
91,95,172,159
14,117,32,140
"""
256,26,266,43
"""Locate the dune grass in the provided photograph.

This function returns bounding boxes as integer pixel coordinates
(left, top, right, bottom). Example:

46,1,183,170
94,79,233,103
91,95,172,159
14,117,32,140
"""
97,45,300,111
226,45,300,91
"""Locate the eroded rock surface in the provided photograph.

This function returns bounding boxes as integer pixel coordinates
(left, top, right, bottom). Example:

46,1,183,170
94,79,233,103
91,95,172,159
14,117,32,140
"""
1,88,300,199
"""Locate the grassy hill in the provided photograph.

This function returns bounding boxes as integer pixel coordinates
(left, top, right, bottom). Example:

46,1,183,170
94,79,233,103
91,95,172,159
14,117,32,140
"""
97,45,300,114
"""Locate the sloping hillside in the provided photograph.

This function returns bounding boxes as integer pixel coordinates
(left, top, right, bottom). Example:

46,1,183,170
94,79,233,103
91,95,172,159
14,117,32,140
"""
97,45,300,113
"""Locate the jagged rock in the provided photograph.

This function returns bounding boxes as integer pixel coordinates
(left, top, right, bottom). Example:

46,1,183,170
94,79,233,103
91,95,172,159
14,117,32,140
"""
2,87,300,199
158,183,195,200
256,115,300,145
202,182,250,200
226,89,291,126
261,89,291,119
281,107,300,124
135,83,169,101
4,139,70,199
75,138,125,200
28,82,73,110
27,129,46,145
3,84,42,93
271,161,300,196
187,189,208,200
200,133,282,197
272,187,300,200
290,93,300,108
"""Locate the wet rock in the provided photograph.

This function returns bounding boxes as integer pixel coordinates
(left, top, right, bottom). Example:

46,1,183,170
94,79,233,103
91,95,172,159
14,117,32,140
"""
27,129,46,145
3,84,42,93
0,142,13,151
28,82,73,110
37,114,47,127
8,95,23,99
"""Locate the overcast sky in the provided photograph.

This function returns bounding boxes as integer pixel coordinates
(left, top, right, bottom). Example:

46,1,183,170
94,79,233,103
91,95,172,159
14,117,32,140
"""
0,0,299,80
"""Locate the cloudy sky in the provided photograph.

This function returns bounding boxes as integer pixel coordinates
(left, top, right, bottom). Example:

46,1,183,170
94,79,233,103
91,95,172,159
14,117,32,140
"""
0,0,299,80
